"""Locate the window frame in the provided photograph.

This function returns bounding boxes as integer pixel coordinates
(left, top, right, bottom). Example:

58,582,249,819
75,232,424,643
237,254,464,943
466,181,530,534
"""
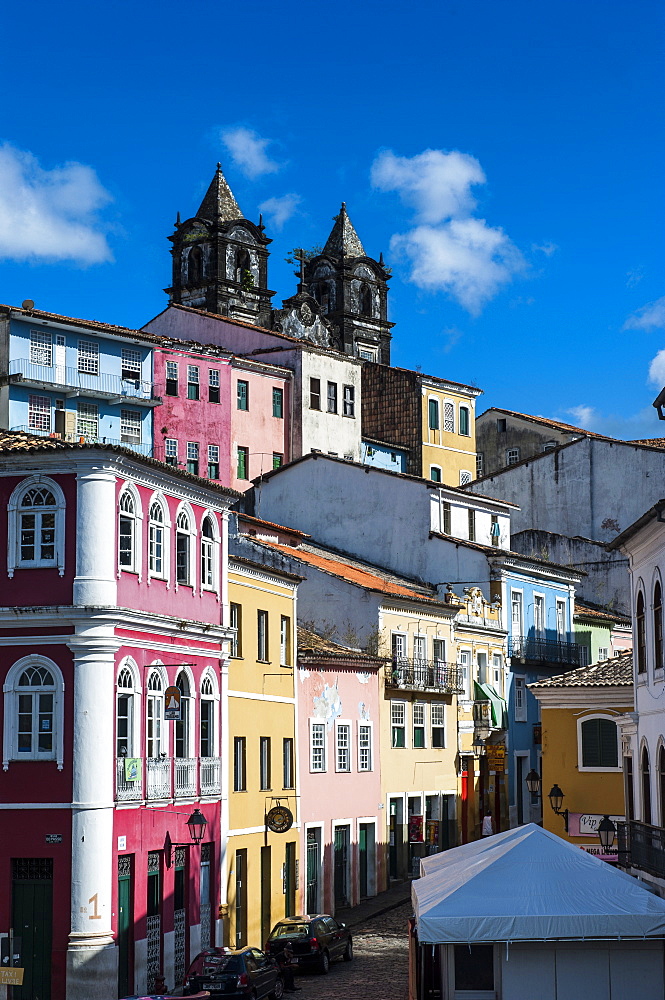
430,466,442,483
514,675,527,722
506,447,520,466
443,400,455,433
257,609,269,662
175,504,196,589
8,476,66,578
343,384,355,418
335,720,352,772
121,348,142,383
459,405,470,436
237,379,249,411
200,511,220,593
280,615,291,666
76,400,98,439
283,737,295,788
233,736,247,791
165,360,179,396
199,670,219,758
327,381,338,414
237,445,249,480
272,387,284,419
208,368,220,404
187,365,200,400
28,394,51,433
120,408,142,446
207,444,220,480
413,702,426,749
309,377,321,410
533,593,545,634
230,603,242,657
358,722,373,771
164,438,178,467
3,654,65,769
310,720,327,772
578,713,621,772
77,339,99,376
186,441,199,477
148,494,170,581
259,736,272,791
116,659,140,759
146,666,166,758
118,483,143,577
431,703,446,748
30,329,53,367
391,701,407,748
428,397,440,431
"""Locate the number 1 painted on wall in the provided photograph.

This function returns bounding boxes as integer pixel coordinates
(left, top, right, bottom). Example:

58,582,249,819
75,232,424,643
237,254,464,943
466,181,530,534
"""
88,893,101,919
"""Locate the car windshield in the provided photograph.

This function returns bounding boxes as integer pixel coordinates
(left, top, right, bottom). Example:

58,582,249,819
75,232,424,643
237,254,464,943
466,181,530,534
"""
270,923,309,939
188,951,243,976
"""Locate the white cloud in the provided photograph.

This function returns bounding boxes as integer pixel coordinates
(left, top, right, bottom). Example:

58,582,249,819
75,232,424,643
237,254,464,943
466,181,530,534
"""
626,266,644,288
623,295,665,332
566,405,596,428
648,349,665,386
220,126,280,180
0,143,112,265
531,241,558,257
371,147,523,314
258,193,301,230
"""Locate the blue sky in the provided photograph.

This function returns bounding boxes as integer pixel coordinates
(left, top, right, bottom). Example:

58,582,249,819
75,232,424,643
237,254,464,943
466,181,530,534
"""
1,0,663,438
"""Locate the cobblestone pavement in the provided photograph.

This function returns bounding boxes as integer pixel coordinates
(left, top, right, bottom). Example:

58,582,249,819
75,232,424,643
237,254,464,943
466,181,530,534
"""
292,902,412,1000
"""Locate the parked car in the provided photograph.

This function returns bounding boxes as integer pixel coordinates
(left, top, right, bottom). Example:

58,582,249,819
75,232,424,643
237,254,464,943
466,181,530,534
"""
265,915,353,974
183,947,284,1000
122,994,210,999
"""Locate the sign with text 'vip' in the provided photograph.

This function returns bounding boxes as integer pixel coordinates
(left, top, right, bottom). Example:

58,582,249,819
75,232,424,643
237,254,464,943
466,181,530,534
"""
164,685,181,721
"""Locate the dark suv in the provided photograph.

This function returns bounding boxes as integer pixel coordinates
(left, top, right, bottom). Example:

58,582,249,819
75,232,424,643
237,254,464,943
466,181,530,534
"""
183,947,284,999
265,915,352,974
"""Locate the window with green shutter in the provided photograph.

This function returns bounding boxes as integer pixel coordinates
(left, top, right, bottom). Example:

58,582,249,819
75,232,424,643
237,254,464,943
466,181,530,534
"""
428,398,439,430
581,717,618,768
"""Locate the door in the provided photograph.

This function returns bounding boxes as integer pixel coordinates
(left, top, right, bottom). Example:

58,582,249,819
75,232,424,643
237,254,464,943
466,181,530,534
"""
12,859,53,1000
284,842,296,918
306,832,319,914
260,847,271,946
333,826,349,908
235,850,247,947
117,857,133,998
389,798,403,879
173,849,188,989
54,334,66,384
516,754,526,826
359,825,368,899
359,823,374,898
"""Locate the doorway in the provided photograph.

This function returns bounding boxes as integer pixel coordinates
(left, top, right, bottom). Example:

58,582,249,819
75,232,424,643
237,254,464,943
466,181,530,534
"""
284,842,296,917
117,856,134,998
12,858,53,1000
260,847,271,945
389,797,404,879
359,823,375,898
306,830,320,914
235,850,247,947
333,826,350,907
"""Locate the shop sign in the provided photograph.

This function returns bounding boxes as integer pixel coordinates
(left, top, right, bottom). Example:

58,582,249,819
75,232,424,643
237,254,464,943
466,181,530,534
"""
266,805,293,834
409,815,424,843
568,813,624,837
0,969,24,986
486,744,506,772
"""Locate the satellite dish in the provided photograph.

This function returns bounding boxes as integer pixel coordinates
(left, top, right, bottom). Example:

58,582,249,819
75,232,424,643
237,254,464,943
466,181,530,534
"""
21,299,35,311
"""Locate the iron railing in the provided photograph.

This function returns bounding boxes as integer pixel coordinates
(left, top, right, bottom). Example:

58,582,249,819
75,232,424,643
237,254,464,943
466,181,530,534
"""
9,358,156,401
508,635,589,666
386,658,464,694
116,755,223,801
617,820,665,878
11,424,153,457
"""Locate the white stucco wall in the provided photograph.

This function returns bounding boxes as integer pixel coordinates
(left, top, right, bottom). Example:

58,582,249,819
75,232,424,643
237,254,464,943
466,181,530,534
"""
295,351,362,461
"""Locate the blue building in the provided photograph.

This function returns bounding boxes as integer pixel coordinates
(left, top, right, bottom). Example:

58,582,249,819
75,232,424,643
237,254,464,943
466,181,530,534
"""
488,552,585,827
361,437,408,472
0,304,160,455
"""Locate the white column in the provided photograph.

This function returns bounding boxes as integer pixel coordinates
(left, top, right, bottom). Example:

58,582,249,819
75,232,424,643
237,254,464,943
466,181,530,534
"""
66,626,121,1000
218,649,230,946
73,463,117,606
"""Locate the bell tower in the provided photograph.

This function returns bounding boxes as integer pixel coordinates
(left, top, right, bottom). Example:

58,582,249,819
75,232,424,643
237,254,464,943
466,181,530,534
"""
167,164,274,328
305,203,393,364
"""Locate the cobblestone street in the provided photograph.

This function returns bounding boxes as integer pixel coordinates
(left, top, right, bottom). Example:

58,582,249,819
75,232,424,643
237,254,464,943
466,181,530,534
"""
292,902,412,1000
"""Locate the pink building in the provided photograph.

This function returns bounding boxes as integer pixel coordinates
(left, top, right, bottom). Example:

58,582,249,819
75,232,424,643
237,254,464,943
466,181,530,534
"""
230,356,292,491
296,628,384,915
0,431,237,1000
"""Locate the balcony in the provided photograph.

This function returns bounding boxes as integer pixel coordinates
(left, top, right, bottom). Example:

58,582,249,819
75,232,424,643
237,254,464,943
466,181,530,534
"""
11,424,153,458
385,658,464,694
7,358,160,405
508,635,589,667
618,820,665,879
116,756,223,802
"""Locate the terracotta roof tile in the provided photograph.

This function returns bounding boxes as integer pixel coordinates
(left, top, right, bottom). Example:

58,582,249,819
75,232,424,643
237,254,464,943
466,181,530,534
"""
0,303,160,343
529,650,633,688
574,600,630,624
297,626,383,663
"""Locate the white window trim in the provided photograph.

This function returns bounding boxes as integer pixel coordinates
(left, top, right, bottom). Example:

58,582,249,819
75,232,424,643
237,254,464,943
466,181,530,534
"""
556,597,567,637
309,719,327,773
147,492,171,584
458,403,471,437
357,721,373,772
391,700,408,749
443,397,455,434
117,482,143,579
577,712,622,773
7,475,66,578
413,702,427,749
116,656,142,758
427,395,440,434
335,719,352,773
459,649,472,701
3,654,65,770
430,702,446,748
391,631,408,659
510,588,524,636
200,509,221,596
174,501,196,593
533,591,546,635
175,666,195,758
200,666,220,758
429,465,443,482
514,674,527,722
146,661,169,757
459,469,472,486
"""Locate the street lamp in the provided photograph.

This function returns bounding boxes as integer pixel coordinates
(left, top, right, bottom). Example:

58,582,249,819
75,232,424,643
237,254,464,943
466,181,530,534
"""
597,814,617,852
526,769,542,797
548,783,569,832
187,808,208,845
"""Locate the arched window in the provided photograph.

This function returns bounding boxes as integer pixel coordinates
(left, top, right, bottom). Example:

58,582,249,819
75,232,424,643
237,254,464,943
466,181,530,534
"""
579,715,619,770
200,673,216,758
148,496,168,580
200,514,218,591
8,477,66,577
176,508,194,587
359,283,372,318
119,487,142,574
175,671,192,760
659,744,665,826
637,590,646,674
188,246,202,285
654,581,663,671
236,249,251,283
3,655,64,769
642,744,652,824
146,671,163,758
116,666,135,757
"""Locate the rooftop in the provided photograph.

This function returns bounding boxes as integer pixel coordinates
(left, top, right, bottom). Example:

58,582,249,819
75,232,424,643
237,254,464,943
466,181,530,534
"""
529,650,633,688
574,599,631,624
297,626,383,664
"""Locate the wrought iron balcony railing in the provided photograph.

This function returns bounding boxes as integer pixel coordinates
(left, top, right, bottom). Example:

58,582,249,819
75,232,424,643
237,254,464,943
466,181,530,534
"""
386,658,464,694
617,820,665,878
9,358,157,402
508,635,589,667
174,758,197,799
115,755,223,802
11,424,153,457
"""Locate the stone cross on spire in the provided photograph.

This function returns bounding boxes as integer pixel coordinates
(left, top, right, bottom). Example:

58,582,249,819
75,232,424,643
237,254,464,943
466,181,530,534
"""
323,202,366,257
196,163,242,223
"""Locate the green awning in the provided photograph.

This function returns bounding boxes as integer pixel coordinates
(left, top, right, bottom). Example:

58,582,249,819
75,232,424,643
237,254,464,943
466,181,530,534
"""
474,681,507,728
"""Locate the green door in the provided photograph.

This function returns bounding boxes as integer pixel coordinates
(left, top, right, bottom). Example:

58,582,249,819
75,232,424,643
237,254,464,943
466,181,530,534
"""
117,867,133,998
260,847,271,946
284,842,296,917
12,859,53,1000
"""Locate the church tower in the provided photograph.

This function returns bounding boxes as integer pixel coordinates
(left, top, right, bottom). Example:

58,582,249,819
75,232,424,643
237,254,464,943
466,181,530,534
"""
305,204,393,364
167,164,274,328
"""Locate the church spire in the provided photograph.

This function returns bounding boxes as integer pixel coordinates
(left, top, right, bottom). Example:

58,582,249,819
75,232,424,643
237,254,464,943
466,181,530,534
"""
196,162,242,223
323,202,366,258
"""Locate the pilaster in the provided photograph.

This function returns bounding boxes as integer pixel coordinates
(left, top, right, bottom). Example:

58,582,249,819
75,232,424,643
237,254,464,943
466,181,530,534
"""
73,464,117,606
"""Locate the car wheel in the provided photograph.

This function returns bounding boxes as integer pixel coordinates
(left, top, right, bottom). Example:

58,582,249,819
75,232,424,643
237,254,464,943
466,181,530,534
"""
319,950,330,974
343,938,353,962
272,976,285,1000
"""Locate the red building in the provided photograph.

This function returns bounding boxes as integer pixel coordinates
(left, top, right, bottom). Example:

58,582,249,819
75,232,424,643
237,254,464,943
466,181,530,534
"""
0,431,237,999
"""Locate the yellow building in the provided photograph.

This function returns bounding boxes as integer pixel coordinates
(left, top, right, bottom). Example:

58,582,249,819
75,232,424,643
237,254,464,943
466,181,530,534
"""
530,652,633,860
225,552,301,948
420,374,482,487
450,586,508,842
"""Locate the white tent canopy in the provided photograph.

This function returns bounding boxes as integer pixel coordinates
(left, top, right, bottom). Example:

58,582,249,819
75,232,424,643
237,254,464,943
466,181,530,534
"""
413,823,665,944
